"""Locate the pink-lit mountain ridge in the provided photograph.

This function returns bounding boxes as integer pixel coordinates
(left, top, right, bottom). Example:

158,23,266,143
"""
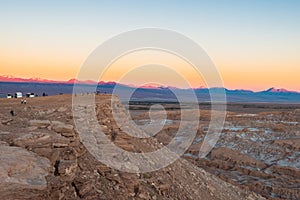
0,76,97,85
0,75,298,93
1,75,300,102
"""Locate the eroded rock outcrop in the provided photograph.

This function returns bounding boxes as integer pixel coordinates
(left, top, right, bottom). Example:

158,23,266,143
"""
0,142,51,199
29,120,51,128
0,94,267,200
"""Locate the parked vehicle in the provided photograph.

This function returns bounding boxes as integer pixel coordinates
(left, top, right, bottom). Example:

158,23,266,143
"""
7,93,13,99
26,93,35,98
14,92,23,98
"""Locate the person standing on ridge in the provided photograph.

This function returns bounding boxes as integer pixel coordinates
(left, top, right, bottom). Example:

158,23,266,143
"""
10,110,14,117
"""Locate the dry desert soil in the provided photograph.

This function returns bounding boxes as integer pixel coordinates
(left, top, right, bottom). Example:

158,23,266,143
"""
0,94,298,199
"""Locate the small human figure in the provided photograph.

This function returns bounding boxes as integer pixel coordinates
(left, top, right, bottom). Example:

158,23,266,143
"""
134,185,139,197
21,99,24,104
10,110,14,117
24,99,27,104
111,130,117,141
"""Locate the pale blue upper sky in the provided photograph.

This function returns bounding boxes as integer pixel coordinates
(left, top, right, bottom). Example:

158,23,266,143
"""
1,0,300,90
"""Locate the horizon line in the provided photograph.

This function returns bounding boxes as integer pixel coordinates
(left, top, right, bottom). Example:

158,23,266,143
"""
0,75,299,94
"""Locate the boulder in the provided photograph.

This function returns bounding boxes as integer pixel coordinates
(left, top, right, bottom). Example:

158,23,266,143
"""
29,120,51,128
13,132,70,163
57,160,77,181
51,122,75,137
0,141,8,146
13,132,69,149
1,119,13,125
0,143,51,197
57,107,68,112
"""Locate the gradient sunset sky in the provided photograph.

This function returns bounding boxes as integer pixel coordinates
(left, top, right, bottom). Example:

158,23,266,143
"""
1,0,299,91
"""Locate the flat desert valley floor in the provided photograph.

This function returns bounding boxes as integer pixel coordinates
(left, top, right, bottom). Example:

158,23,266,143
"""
129,101,300,199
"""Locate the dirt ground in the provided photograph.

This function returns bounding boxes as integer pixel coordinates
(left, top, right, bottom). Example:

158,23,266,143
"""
0,94,291,199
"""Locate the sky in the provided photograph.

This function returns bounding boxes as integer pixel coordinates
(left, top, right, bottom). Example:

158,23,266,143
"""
0,0,299,91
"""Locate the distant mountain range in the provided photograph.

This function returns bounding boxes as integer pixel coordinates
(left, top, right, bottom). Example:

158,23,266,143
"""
0,75,299,103
0,75,98,85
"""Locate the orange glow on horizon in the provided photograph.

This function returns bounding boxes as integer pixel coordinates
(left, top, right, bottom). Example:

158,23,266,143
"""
1,48,299,92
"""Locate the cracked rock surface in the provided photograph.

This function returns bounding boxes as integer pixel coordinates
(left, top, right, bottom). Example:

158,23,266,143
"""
0,94,265,200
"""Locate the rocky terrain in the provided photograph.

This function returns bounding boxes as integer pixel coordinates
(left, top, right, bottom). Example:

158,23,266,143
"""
130,102,300,199
0,94,263,200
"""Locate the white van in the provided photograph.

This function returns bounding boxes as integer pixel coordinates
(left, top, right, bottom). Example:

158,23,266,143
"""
26,93,35,98
14,92,23,98
7,94,13,99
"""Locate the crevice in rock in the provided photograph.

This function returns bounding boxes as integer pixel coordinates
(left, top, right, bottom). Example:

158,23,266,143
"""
54,160,60,176
72,181,81,198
